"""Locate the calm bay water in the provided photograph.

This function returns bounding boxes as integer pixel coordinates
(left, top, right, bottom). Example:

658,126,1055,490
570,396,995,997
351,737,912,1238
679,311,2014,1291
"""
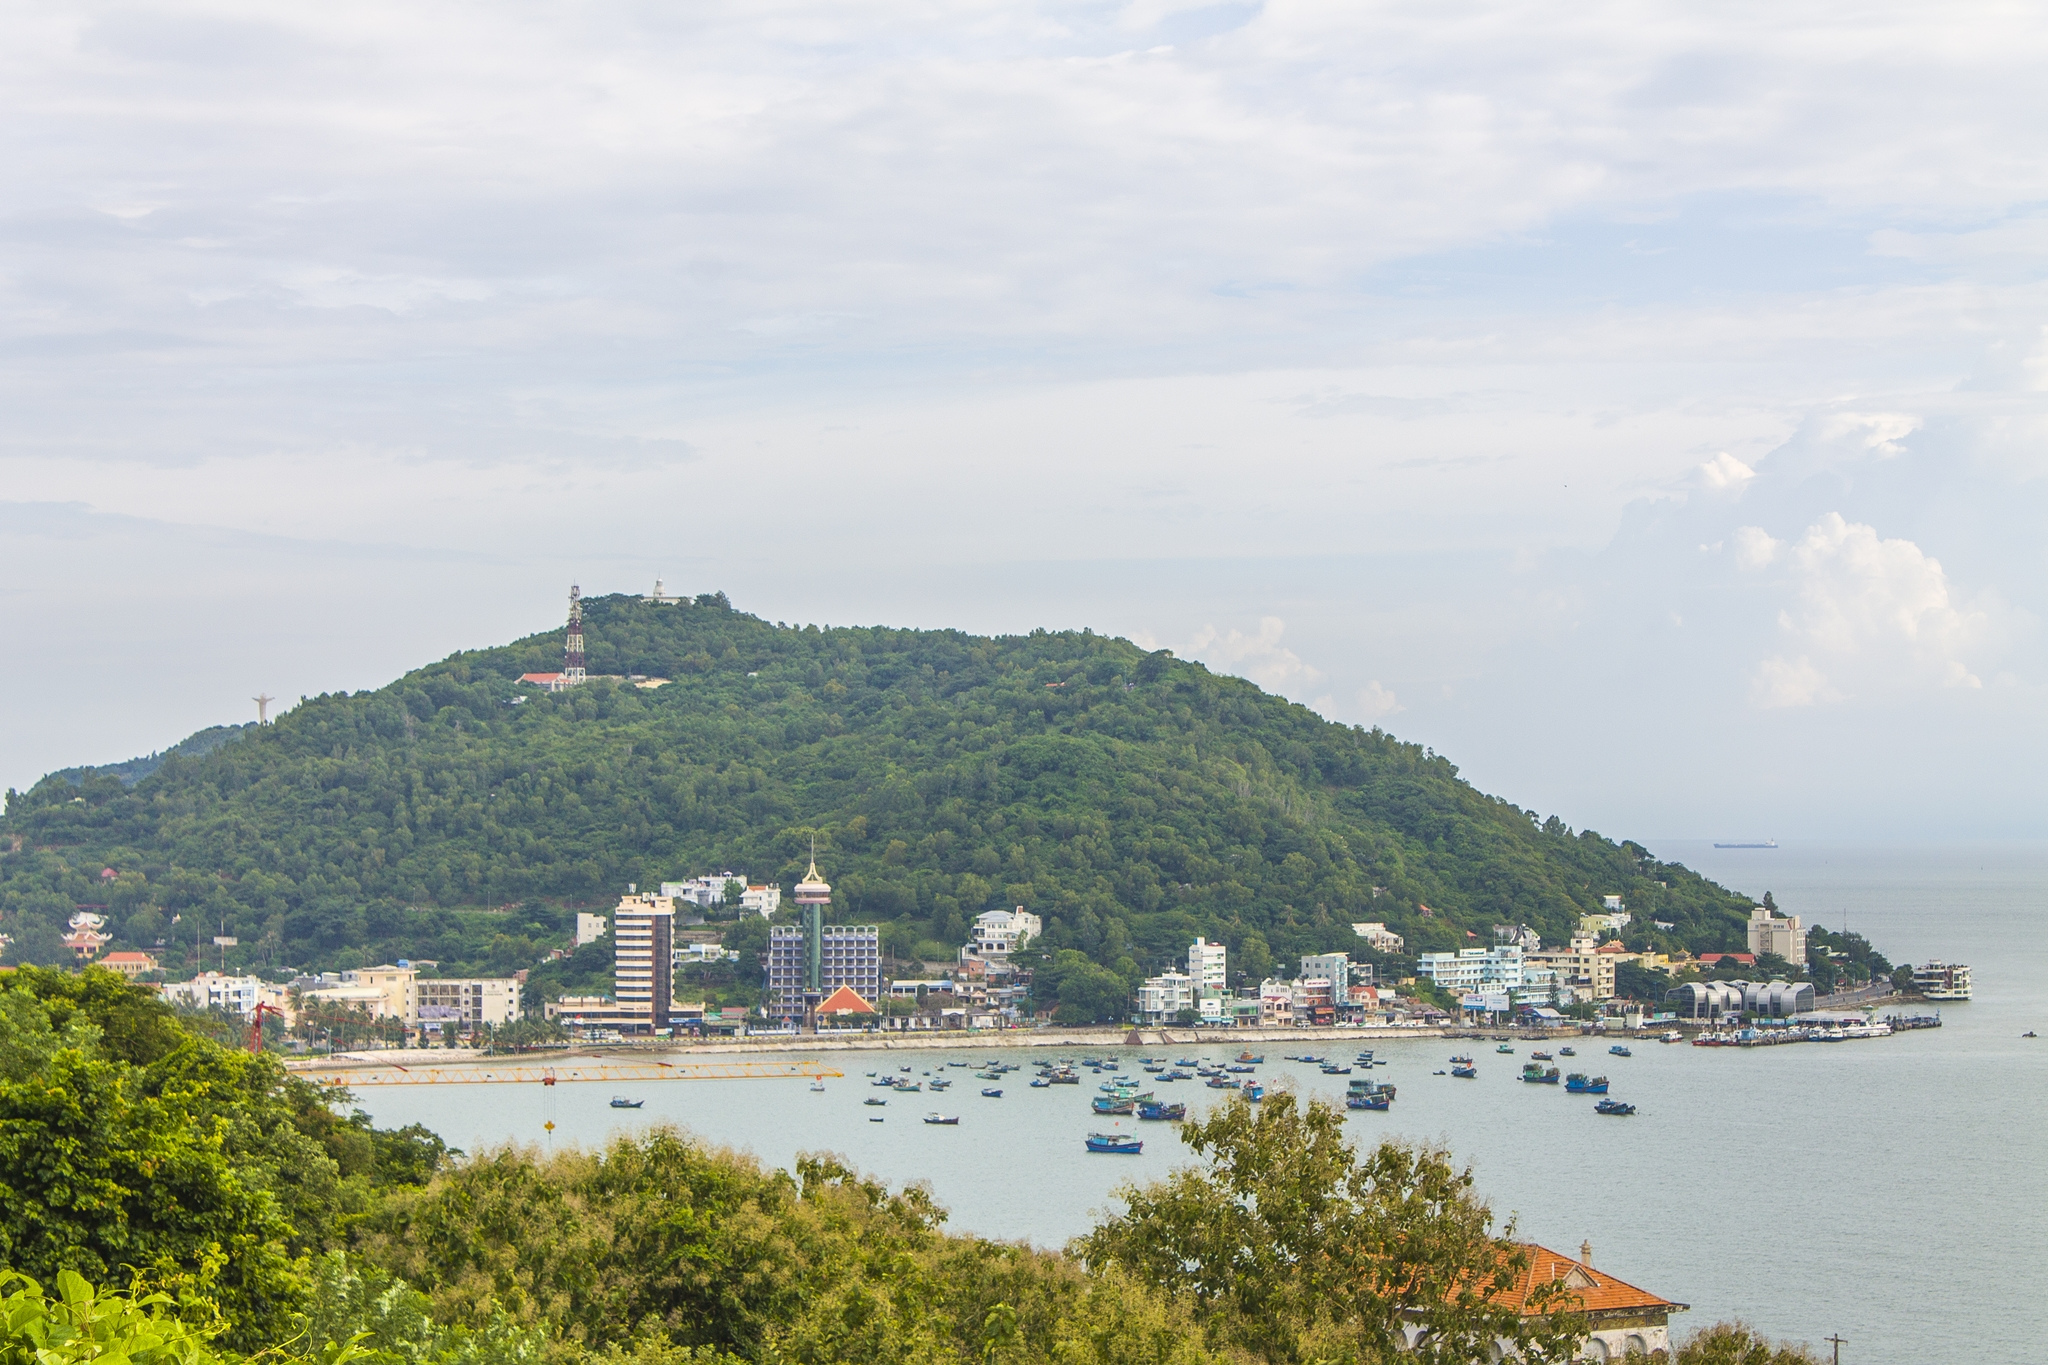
359,842,2048,1365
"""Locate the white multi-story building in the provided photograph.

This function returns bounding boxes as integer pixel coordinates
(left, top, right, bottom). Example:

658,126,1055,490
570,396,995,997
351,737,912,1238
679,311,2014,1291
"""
415,978,522,1035
1746,906,1806,966
1300,952,1352,996
1189,937,1228,992
740,884,781,916
162,972,265,1017
962,907,1041,964
1352,922,1405,954
575,913,609,946
1137,970,1195,1023
663,874,749,910
1258,978,1294,1026
1414,945,1525,993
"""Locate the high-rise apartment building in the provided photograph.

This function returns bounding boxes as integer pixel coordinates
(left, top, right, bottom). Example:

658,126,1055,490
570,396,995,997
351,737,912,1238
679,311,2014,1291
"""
612,892,676,1029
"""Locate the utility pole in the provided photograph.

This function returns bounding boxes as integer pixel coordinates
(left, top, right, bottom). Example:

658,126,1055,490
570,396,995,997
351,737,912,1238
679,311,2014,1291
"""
1825,1333,1846,1365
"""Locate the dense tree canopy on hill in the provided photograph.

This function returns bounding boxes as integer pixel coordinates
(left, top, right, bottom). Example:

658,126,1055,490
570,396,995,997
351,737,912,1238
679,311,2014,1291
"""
0,594,1753,986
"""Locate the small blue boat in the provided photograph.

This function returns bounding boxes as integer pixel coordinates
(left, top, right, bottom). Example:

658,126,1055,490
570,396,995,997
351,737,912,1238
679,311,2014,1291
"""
1245,1083,1265,1102
1594,1098,1637,1116
1137,1101,1186,1121
981,1088,1003,1098
1451,1065,1478,1079
1030,1079,1050,1088
1565,1073,1609,1094
1093,1096,1135,1114
1609,1045,1633,1057
1085,1132,1143,1154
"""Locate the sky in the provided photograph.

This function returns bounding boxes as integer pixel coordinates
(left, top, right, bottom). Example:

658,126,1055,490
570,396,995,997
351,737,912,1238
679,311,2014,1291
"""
2,0,2043,841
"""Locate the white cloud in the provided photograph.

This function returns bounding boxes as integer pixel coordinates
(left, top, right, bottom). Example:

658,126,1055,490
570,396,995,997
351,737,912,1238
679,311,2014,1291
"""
1732,525,1781,570
1188,616,1323,695
1356,680,1403,720
1750,656,1837,709
1750,513,1986,706
1818,412,1921,459
1698,452,1756,491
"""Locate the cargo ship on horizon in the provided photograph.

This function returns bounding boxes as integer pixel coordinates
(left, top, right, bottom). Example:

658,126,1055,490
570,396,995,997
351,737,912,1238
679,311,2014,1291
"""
1712,839,1778,849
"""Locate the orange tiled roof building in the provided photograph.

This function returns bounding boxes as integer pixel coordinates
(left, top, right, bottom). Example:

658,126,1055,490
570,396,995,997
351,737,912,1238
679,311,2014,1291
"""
817,985,875,1017
1401,1241,1686,1361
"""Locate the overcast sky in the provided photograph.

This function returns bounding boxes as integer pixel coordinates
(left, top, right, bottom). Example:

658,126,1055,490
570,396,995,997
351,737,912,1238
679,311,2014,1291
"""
2,0,2043,841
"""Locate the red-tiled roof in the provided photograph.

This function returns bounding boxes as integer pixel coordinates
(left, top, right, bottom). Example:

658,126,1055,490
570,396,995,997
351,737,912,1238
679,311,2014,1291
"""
1594,941,1632,954
519,672,564,683
1489,1244,1682,1317
818,986,874,1014
101,952,156,964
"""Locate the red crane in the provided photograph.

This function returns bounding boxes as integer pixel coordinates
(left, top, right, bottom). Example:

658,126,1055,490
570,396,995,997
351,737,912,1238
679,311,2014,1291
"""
248,1001,285,1053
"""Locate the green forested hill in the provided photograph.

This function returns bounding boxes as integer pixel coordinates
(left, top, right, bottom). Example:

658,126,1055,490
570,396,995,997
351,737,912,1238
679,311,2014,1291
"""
0,593,1753,986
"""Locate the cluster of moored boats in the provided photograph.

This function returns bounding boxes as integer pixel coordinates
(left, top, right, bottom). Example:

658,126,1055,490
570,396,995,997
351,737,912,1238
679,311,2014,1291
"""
1691,1021,1893,1046
1433,1045,1639,1115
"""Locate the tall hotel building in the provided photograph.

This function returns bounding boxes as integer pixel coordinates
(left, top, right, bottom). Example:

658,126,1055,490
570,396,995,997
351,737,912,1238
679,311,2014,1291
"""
765,859,880,1020
612,891,675,1029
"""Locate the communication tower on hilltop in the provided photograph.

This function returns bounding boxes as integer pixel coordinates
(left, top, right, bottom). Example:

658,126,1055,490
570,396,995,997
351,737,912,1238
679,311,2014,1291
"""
564,585,587,684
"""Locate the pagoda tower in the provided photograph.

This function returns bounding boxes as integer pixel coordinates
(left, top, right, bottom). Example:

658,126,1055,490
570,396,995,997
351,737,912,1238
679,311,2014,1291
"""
794,853,832,998
564,584,586,684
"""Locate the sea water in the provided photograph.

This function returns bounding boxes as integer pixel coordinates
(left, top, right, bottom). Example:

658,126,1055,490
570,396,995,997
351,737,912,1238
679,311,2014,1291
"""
356,841,2047,1364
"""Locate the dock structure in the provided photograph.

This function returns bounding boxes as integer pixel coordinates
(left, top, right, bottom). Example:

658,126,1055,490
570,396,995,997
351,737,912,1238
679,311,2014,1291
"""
293,1058,843,1087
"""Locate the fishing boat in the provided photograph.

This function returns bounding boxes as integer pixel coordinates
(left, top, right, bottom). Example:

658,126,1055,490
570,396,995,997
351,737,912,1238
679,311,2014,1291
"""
1564,1073,1609,1094
1137,1101,1187,1121
1030,1078,1051,1088
1496,1044,1515,1054
1519,1064,1560,1085
928,1079,951,1091
1226,1064,1256,1073
981,1088,1003,1098
923,1113,959,1126
1320,1065,1353,1075
869,1116,884,1123
1530,1051,1553,1061
896,1082,922,1092
1449,1054,1474,1065
1594,1098,1637,1116
1557,1047,1577,1057
1237,1052,1263,1064
1085,1132,1143,1154
1346,1078,1395,1110
1245,1083,1265,1102
1092,1096,1136,1115
1050,1071,1080,1085
863,1097,887,1106
610,1096,644,1109
1609,1045,1633,1057
1206,1076,1240,1089
809,1081,826,1093
1450,1064,1478,1079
